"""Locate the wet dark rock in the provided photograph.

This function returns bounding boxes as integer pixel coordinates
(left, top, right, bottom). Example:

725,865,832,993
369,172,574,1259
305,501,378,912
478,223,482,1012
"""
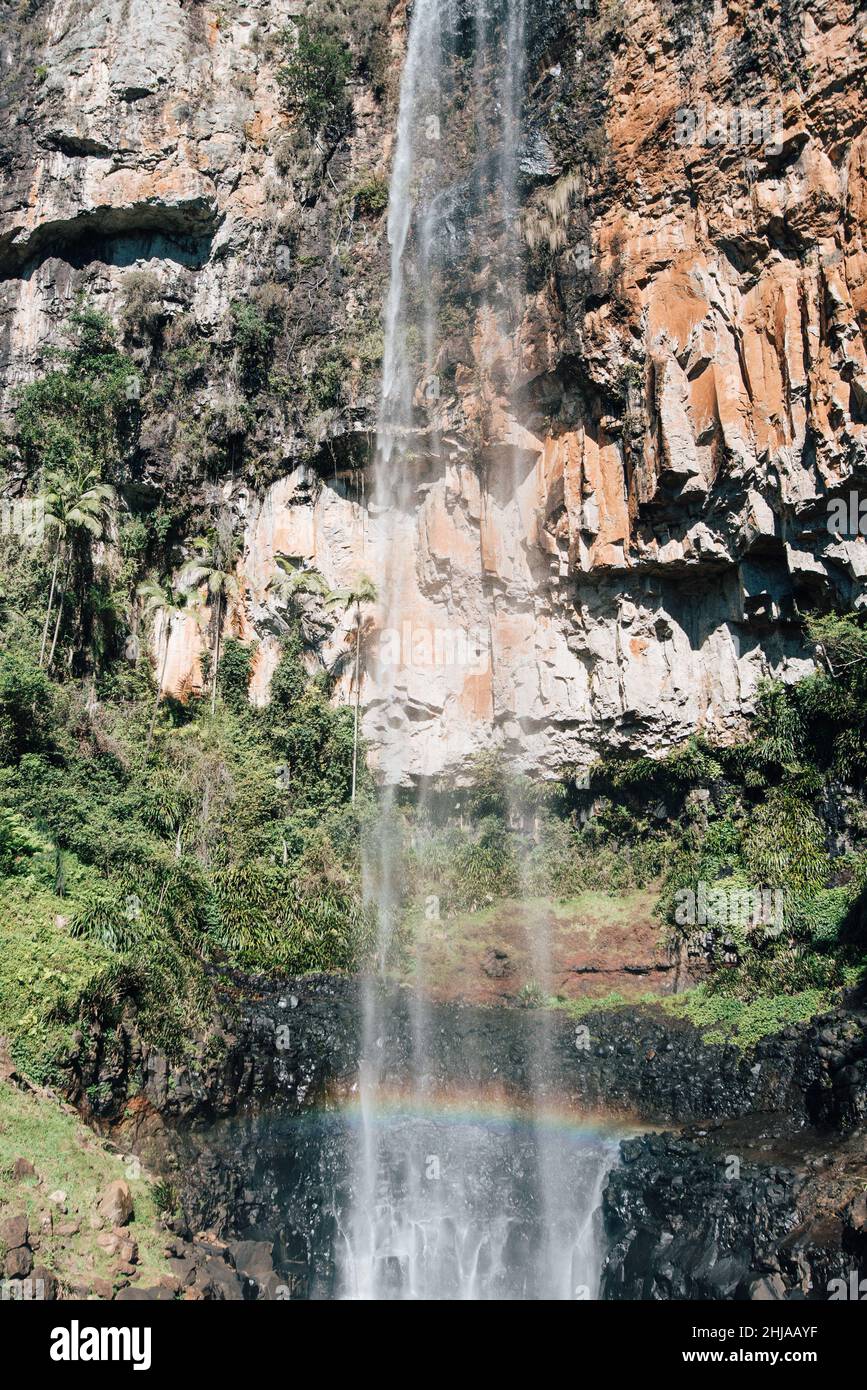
56,969,867,1301
194,1254,244,1301
228,1238,282,1300
67,974,867,1140
165,1256,196,1287
115,1285,177,1301
846,1193,867,1234
602,1135,804,1300
602,1123,867,1301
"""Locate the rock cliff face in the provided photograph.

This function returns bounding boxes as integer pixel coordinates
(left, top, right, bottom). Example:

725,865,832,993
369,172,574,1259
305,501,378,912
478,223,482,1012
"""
70,973,867,1135
2,0,865,780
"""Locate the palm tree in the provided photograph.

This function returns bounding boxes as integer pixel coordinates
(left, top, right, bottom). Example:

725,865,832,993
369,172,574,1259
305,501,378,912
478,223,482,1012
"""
268,554,330,649
270,553,330,604
40,469,116,669
137,577,196,754
179,525,240,715
325,575,378,803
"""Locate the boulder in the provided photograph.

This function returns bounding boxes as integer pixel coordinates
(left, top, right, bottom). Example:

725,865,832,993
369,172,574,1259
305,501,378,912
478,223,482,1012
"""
749,1274,787,1300
228,1239,282,1300
31,1266,58,1300
194,1255,244,1301
4,1245,33,1279
97,1179,134,1227
845,1193,867,1234
0,1213,28,1250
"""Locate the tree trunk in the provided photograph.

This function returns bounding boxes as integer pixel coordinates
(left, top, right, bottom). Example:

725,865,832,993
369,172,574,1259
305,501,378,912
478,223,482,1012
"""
211,593,222,716
352,604,361,804
146,620,171,756
46,564,68,670
39,547,60,668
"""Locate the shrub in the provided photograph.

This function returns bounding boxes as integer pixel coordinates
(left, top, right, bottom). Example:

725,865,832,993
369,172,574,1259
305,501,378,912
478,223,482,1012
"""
0,649,51,762
353,176,389,217
217,639,255,709
277,21,352,133
306,355,346,412
15,304,138,483
230,298,281,394
120,272,166,346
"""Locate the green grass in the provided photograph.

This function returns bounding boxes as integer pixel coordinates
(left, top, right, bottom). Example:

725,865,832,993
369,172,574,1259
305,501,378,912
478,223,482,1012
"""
654,984,842,1049
0,880,125,1085
401,890,654,938
556,981,846,1049
558,990,630,1020
0,1081,173,1294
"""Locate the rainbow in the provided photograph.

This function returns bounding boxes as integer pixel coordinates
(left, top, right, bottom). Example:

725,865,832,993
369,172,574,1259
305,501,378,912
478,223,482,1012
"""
308,1081,651,1140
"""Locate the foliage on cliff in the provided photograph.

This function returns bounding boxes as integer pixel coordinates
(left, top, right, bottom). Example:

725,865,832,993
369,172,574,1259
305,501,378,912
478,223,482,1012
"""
586,618,867,999
0,309,376,1081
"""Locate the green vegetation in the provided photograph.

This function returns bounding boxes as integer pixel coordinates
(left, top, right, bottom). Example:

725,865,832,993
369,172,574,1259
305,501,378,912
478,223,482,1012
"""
0,876,132,1085
39,469,116,671
230,296,283,396
558,984,840,1050
0,622,376,1079
277,0,391,135
306,353,347,413
15,305,138,485
658,984,843,1050
179,524,241,715
380,612,867,1035
399,750,666,922
277,20,352,134
353,175,389,217
0,304,376,1085
324,575,378,802
582,614,867,1001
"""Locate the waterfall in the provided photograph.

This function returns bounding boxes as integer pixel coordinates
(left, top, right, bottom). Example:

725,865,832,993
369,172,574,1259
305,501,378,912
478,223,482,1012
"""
337,0,617,1300
337,1097,619,1300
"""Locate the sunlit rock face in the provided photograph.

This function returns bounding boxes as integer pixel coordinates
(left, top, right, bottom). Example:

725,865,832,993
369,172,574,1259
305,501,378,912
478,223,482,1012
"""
1,0,865,781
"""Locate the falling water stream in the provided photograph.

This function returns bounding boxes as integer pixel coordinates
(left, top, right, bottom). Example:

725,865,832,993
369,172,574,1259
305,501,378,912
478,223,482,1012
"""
336,1097,620,1300
331,0,623,1301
